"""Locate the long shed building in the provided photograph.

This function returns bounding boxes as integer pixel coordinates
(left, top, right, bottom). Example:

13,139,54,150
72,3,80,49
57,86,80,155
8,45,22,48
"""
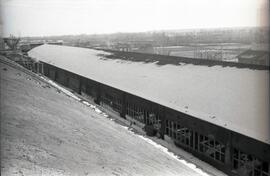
28,44,270,176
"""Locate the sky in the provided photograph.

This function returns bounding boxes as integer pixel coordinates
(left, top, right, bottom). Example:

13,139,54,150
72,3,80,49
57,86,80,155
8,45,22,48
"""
0,0,269,37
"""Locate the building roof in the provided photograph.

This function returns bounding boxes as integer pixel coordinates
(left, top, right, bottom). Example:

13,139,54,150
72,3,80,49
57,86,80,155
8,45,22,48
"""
29,44,270,145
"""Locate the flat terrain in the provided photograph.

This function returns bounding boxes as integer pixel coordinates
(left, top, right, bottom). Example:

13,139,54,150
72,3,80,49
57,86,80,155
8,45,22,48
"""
0,60,203,175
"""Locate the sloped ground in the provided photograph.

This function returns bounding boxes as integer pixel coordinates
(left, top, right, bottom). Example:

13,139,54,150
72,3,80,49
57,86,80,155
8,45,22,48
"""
0,60,203,176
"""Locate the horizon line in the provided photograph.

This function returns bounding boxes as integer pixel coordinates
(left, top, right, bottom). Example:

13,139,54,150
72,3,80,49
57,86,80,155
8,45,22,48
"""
4,25,268,38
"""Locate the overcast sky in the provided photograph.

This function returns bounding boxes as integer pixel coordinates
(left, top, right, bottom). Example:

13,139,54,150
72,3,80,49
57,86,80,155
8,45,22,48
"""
1,0,269,37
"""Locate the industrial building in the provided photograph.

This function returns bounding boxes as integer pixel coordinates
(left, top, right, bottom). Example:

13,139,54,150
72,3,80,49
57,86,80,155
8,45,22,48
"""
28,44,270,176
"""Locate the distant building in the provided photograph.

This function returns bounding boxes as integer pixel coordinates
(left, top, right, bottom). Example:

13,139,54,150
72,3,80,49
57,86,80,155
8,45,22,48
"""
47,41,63,45
111,40,155,53
237,49,269,66
128,40,154,54
132,43,154,54
111,43,131,51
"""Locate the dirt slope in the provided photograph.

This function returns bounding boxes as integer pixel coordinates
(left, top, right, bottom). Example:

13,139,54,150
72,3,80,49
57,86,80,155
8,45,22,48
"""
0,60,203,176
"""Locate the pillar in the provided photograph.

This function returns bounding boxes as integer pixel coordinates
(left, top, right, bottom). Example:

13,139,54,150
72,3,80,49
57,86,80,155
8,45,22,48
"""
120,93,127,119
